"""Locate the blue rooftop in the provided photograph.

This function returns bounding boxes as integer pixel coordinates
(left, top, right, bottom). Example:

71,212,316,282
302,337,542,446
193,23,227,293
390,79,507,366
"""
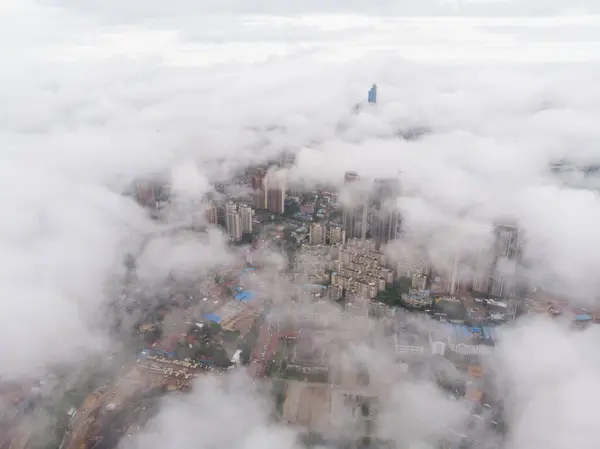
235,290,257,302
302,284,327,290
575,314,592,321
204,313,222,323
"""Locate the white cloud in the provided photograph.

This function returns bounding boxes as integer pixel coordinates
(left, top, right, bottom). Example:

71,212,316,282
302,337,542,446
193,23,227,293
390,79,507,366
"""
497,319,600,449
126,374,299,449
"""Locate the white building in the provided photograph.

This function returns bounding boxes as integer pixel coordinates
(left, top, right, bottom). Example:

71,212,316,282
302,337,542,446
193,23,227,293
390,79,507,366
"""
239,204,254,234
328,225,346,245
226,212,242,241
309,223,327,245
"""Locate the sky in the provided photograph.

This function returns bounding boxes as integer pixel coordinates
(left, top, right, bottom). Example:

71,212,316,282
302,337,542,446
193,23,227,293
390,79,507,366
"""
2,0,600,448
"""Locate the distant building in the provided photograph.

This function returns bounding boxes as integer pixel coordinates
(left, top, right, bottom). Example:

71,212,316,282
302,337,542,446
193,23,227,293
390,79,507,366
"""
473,223,522,298
328,225,346,245
397,260,429,279
225,202,239,215
309,223,327,245
345,171,360,183
267,185,285,214
239,204,254,234
368,84,377,104
411,274,428,290
343,171,368,241
135,181,157,208
447,253,462,296
368,178,401,250
226,211,242,241
251,171,268,210
206,202,218,225
400,289,432,310
490,224,521,297
286,335,329,375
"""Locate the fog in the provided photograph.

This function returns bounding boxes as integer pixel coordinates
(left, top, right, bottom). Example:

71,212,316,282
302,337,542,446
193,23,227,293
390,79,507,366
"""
2,1,600,449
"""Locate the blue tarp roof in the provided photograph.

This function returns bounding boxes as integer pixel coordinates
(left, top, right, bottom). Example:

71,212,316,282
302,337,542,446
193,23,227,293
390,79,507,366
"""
302,284,327,290
451,324,495,340
575,314,592,321
235,291,257,302
204,313,222,323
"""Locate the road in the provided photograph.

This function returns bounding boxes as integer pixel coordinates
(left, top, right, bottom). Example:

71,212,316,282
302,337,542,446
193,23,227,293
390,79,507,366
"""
249,316,299,378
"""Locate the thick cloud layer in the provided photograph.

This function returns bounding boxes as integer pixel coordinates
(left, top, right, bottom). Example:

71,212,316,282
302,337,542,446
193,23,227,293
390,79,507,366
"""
43,0,600,19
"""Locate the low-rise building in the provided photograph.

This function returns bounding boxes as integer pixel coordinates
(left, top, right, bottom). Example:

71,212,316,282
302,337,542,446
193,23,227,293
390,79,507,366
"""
286,336,330,375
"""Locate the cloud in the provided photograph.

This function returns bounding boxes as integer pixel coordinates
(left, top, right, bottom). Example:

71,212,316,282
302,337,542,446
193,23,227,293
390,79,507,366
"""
42,0,600,19
135,229,235,285
126,374,299,449
496,319,600,449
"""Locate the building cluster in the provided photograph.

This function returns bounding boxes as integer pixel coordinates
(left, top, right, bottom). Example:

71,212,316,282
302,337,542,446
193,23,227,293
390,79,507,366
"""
393,319,498,365
132,176,170,209
342,173,401,251
392,222,523,301
136,354,211,382
224,202,254,241
293,245,334,286
285,332,330,376
308,223,346,245
471,224,521,298
427,223,522,299
251,169,286,214
331,238,395,299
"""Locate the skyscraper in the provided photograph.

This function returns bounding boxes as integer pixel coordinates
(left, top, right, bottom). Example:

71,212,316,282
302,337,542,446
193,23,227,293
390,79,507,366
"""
343,171,368,241
370,178,401,250
226,211,242,241
135,181,156,208
490,224,521,297
448,253,461,296
368,84,377,104
472,223,521,298
251,171,268,210
239,204,254,234
328,225,346,245
267,185,285,214
206,201,218,225
309,223,326,245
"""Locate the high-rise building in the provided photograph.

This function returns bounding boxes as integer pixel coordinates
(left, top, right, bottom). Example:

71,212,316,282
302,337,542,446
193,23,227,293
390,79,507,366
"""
225,201,237,214
490,224,521,298
370,178,401,250
472,223,522,298
267,185,285,214
448,253,461,296
239,204,254,234
135,181,156,208
345,171,360,183
371,211,400,250
309,223,326,245
368,84,377,104
251,171,268,210
343,171,368,241
472,250,493,294
328,225,346,245
206,202,218,225
226,211,242,241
